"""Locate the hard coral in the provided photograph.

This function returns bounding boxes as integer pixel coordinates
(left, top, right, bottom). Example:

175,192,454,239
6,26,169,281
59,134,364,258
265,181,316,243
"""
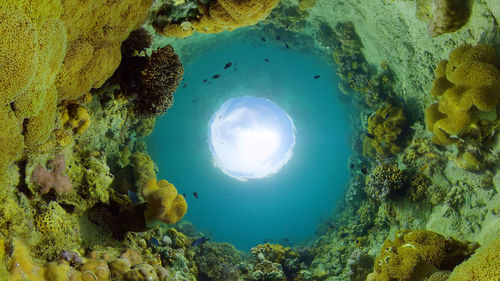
363,104,407,158
427,0,472,37
154,0,280,37
142,179,187,227
367,230,478,281
425,44,500,145
364,161,406,202
119,45,184,118
61,103,91,134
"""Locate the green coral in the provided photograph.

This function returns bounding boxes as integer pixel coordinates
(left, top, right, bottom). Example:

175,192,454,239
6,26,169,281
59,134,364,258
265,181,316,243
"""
425,44,500,145
363,104,407,158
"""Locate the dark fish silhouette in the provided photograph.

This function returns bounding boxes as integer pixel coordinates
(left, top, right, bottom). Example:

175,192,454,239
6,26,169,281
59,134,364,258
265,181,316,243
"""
183,83,188,88
264,58,269,62
203,79,207,83
314,75,320,79
261,36,266,42
149,237,159,247
212,74,221,79
285,43,289,49
193,192,198,199
192,99,196,103
224,62,232,69
191,237,209,247
361,166,368,175
276,36,281,40
182,193,187,197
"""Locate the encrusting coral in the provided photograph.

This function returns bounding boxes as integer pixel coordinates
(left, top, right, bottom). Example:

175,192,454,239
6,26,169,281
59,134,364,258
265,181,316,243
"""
366,230,478,281
153,0,280,38
425,44,500,145
363,104,406,158
142,179,188,227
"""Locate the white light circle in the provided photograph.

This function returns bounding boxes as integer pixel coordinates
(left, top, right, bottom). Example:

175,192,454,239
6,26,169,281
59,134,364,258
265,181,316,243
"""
208,96,296,181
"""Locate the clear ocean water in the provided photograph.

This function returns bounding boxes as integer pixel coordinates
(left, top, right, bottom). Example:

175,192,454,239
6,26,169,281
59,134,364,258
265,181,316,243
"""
147,30,352,251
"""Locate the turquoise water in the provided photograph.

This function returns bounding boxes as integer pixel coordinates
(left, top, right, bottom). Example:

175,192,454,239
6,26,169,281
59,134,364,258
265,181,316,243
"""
147,31,352,251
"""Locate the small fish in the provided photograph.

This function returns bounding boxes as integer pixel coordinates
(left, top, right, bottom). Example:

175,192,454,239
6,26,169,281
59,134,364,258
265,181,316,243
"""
193,192,198,199
128,190,139,204
182,193,187,198
264,58,269,62
183,83,188,88
149,237,159,247
191,237,209,247
192,99,196,102
261,36,266,42
314,75,320,79
285,43,289,49
224,62,232,69
276,35,281,40
361,166,368,175
234,68,238,71
212,74,221,79
203,79,207,83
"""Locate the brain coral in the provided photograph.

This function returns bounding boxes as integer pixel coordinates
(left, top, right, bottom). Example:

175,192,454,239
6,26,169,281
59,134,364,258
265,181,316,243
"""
154,0,280,37
425,44,500,145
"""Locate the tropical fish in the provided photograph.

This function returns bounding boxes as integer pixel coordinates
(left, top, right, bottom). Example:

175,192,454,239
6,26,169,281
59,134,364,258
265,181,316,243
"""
183,83,187,88
261,36,266,42
149,237,159,247
276,35,281,40
264,58,269,62
191,237,209,247
212,74,221,79
314,75,320,79
224,62,232,69
182,193,187,198
285,43,289,49
193,192,198,199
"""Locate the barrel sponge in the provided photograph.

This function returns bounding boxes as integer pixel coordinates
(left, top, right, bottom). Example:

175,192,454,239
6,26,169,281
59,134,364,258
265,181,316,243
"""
425,44,500,145
56,0,153,100
447,238,500,281
190,0,280,34
142,179,187,227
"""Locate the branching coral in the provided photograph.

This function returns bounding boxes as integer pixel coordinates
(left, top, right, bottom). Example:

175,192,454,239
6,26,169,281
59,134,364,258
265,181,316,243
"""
367,230,478,281
142,179,188,227
363,104,407,158
153,0,280,37
119,45,184,118
425,44,500,145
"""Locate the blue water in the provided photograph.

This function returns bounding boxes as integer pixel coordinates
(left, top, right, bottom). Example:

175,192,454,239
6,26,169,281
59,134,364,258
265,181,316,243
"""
147,31,351,251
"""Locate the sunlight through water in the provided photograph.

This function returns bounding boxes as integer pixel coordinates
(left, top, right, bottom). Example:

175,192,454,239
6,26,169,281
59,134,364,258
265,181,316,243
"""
208,96,296,181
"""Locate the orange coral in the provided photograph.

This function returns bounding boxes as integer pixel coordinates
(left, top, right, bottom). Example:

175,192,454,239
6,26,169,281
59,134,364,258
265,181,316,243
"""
425,44,500,145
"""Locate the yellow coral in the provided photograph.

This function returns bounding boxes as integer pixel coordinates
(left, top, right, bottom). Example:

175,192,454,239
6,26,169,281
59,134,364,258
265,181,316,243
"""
447,238,500,280
250,243,299,264
61,104,91,134
35,211,59,235
425,44,500,145
156,0,279,37
9,239,45,281
0,105,24,181
142,179,187,227
363,104,406,157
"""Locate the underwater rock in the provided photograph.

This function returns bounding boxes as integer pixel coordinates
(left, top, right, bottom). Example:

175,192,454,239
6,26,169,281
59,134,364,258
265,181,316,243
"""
119,45,184,118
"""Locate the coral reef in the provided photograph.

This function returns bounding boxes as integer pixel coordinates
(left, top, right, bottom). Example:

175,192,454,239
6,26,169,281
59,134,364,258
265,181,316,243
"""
31,154,72,195
119,45,184,118
425,44,500,145
365,161,407,202
367,230,479,281
427,0,473,37
142,179,188,227
363,104,407,158
153,0,280,37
